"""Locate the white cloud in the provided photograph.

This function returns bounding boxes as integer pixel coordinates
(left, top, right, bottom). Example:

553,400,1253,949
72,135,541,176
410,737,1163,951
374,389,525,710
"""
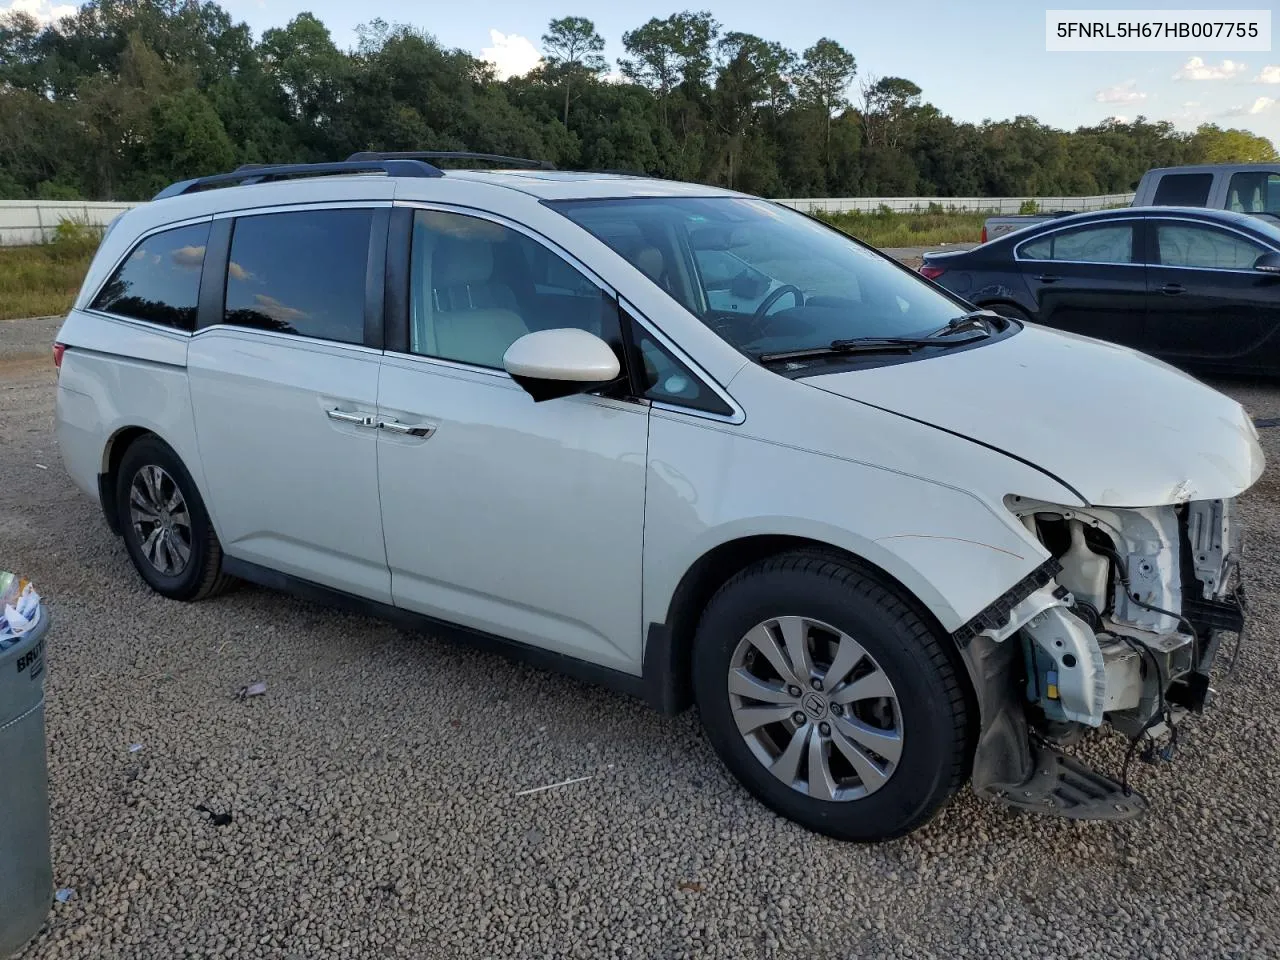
1221,96,1277,117
1095,80,1147,104
480,30,542,81
1107,114,1130,124
1257,65,1280,84
0,0,76,23
1174,57,1248,81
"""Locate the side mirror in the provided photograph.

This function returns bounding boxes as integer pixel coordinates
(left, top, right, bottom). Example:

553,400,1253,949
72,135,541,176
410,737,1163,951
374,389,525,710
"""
1255,252,1280,274
503,328,621,402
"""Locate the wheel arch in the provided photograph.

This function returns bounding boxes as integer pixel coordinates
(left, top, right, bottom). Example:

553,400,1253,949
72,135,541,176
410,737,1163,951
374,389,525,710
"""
98,426,157,535
98,426,213,537
971,296,1033,321
642,533,979,731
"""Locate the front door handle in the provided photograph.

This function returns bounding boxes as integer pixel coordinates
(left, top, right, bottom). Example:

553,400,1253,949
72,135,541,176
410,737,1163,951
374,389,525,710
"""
327,408,374,427
1160,282,1185,296
379,419,436,439
1035,274,1062,283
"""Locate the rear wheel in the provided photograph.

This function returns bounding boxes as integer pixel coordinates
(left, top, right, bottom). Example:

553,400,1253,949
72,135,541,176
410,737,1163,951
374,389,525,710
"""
692,552,971,842
115,435,233,601
984,302,1032,324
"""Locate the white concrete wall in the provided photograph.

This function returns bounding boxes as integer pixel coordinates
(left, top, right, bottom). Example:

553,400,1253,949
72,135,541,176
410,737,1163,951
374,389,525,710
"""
0,193,1136,245
773,194,1135,214
0,201,137,246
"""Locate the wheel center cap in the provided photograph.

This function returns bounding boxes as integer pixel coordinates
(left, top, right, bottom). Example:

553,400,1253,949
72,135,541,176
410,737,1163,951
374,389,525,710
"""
800,691,828,721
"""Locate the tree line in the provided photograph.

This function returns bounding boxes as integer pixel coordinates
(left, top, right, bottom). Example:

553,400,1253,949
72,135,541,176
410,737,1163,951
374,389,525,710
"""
1,0,1276,202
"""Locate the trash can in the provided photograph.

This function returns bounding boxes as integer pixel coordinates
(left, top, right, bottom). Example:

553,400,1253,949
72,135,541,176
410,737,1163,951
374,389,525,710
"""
0,607,51,957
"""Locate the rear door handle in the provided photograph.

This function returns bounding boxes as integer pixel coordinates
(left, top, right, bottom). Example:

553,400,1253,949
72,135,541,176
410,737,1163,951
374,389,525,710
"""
1035,274,1062,283
1160,282,1185,296
326,408,375,427
379,419,436,439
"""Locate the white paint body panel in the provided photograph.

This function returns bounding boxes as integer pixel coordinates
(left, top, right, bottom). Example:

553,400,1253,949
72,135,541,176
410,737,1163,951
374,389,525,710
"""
376,355,648,670
641,360,1088,634
54,310,205,506
806,324,1265,507
52,170,1266,682
186,328,390,603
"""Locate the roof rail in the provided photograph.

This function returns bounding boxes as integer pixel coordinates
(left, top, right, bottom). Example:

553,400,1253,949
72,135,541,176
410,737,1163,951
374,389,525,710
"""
152,159,444,200
347,151,555,171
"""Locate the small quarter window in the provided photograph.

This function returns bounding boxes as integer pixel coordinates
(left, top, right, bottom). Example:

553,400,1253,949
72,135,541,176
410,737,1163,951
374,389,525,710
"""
1018,236,1052,260
626,312,732,416
224,209,372,345
91,222,210,330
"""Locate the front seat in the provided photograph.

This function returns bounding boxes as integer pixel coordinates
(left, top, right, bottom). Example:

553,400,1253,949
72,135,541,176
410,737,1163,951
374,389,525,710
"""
430,238,529,368
626,244,673,294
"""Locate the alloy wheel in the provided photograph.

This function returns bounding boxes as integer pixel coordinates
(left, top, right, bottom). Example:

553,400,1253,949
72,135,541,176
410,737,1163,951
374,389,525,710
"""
128,464,193,577
728,615,903,802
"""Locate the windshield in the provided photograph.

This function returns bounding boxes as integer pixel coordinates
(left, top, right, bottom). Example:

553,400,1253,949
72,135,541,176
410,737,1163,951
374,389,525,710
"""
550,196,971,357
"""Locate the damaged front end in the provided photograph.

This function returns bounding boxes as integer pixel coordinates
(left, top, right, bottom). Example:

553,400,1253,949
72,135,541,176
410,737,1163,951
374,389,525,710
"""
956,496,1247,821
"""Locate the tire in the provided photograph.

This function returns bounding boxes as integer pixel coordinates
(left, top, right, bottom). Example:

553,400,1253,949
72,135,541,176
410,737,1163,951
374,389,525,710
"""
692,551,971,842
115,435,234,601
984,302,1032,324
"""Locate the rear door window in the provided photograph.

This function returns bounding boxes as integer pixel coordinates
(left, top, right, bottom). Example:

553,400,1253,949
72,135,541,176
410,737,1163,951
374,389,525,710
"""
1017,224,1135,263
1151,173,1213,207
91,222,210,330
224,209,372,345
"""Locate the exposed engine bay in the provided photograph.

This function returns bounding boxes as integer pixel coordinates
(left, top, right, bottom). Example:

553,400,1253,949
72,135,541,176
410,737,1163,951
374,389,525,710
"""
960,495,1248,820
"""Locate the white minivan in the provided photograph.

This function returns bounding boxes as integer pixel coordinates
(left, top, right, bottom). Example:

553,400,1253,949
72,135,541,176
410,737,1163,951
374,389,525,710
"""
55,154,1263,841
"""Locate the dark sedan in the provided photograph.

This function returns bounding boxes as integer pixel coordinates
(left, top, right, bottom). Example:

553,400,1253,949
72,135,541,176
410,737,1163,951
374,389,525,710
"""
920,207,1280,375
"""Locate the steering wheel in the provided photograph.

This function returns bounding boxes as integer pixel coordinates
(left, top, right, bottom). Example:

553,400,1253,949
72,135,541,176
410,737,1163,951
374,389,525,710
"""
750,284,805,334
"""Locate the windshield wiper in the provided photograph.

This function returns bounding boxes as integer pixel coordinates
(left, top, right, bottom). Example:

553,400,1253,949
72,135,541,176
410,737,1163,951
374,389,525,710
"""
758,332,985,364
927,310,1001,338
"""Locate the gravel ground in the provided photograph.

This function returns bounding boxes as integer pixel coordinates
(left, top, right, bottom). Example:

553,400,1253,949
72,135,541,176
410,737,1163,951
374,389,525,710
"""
2,315,1280,959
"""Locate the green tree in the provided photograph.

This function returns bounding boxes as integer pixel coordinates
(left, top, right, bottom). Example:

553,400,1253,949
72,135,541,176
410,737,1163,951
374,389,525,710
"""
541,16,606,127
796,38,856,168
1190,123,1279,163
860,75,922,149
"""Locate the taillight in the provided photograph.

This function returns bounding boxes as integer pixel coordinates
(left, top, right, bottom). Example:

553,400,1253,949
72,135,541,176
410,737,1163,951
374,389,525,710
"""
919,264,946,281
52,343,65,370
980,226,988,243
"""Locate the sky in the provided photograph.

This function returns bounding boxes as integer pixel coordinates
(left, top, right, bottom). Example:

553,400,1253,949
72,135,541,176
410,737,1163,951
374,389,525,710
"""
5,0,1279,146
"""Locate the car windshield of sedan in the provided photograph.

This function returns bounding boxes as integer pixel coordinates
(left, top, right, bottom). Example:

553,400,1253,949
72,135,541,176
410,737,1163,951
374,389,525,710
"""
550,197,977,359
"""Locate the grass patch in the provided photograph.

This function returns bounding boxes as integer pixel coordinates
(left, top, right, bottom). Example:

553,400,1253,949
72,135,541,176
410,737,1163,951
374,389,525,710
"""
0,237,97,321
814,208,986,248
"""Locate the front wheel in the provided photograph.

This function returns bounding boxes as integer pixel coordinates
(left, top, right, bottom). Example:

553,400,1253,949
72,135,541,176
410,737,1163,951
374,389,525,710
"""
692,552,972,842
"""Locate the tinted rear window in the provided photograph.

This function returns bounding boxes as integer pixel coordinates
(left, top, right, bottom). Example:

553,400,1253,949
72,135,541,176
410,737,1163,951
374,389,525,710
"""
91,222,210,330
224,209,371,345
1152,173,1213,206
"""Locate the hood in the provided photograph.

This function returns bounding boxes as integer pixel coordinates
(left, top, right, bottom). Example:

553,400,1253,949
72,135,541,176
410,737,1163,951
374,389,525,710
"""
805,324,1264,507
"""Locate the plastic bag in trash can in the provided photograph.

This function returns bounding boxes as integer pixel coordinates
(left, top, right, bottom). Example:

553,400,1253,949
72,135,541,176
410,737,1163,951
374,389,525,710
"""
0,574,41,652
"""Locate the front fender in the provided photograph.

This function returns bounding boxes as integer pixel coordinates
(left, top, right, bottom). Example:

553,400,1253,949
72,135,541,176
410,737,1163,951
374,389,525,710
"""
642,413,1057,635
